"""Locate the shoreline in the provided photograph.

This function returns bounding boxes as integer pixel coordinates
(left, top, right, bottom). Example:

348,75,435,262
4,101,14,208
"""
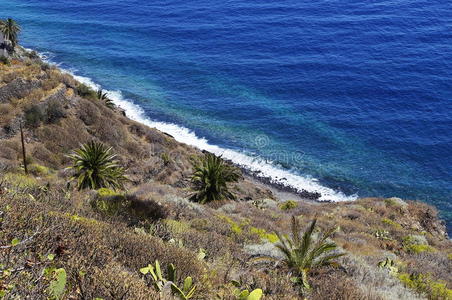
17,45,355,203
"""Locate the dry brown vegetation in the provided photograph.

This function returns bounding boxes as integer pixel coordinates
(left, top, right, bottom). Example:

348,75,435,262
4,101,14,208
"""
0,55,451,299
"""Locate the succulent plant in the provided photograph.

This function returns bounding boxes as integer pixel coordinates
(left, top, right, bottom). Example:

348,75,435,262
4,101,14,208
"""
237,288,263,300
140,260,197,299
378,257,398,274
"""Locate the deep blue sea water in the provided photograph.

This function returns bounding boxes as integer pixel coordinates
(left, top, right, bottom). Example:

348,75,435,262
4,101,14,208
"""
1,0,451,232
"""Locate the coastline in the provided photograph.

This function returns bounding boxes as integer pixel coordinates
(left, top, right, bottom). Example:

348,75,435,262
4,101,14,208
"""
23,46,356,203
2,43,451,300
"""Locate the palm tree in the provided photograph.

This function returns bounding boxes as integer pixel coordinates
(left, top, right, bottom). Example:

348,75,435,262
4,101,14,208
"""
190,153,241,203
0,18,21,48
97,89,115,109
97,89,109,101
67,141,127,190
276,217,345,292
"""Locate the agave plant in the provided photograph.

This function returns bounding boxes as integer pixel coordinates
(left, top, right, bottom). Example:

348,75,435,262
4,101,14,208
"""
0,18,21,48
190,153,241,204
67,141,127,190
96,89,115,109
276,217,345,291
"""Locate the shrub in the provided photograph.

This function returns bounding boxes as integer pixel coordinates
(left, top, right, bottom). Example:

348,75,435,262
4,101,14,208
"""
91,188,126,216
402,234,435,254
67,141,127,190
190,153,241,204
0,56,10,65
250,227,279,243
45,99,66,124
405,244,436,254
76,83,96,99
39,62,51,71
275,217,345,292
397,272,452,299
381,218,402,229
27,50,39,59
29,164,50,176
3,172,38,189
279,200,298,210
24,105,45,128
91,191,168,223
127,195,168,223
161,152,171,166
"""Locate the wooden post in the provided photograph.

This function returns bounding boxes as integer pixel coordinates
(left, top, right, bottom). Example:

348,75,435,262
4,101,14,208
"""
20,121,28,174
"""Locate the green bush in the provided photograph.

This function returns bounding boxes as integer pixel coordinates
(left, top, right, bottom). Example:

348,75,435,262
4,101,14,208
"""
0,56,10,65
381,218,402,229
91,188,126,216
76,83,96,99
91,190,168,223
3,172,39,189
249,227,279,243
404,244,435,254
279,200,298,210
397,272,452,299
29,164,50,176
24,105,45,128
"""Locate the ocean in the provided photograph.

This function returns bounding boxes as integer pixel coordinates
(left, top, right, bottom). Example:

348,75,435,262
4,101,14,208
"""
1,0,451,232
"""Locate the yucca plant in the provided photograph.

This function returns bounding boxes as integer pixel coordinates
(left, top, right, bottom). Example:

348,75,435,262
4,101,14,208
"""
0,18,21,48
276,217,345,292
67,141,127,190
190,153,241,204
96,89,115,109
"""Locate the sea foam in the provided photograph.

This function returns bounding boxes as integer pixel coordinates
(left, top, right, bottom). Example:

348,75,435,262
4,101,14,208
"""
39,50,357,202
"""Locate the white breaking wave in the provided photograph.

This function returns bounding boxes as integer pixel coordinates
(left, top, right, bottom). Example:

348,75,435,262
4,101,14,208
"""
39,49,357,202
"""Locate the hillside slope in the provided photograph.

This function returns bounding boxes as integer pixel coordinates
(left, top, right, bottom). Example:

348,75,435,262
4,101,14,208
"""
0,52,451,299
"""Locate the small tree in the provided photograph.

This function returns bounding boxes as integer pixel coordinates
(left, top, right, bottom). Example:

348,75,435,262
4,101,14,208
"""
67,141,127,190
276,217,345,292
190,153,241,204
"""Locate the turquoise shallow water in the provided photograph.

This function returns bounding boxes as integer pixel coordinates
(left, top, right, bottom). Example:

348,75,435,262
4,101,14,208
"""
1,0,451,232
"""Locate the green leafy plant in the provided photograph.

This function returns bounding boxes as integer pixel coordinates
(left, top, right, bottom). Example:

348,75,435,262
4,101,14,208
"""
76,83,96,99
171,276,197,300
236,289,263,300
0,56,10,65
377,257,398,275
397,272,452,299
67,141,127,190
24,105,45,128
48,268,67,300
140,260,196,299
0,18,21,48
374,229,391,240
161,152,171,166
190,153,241,203
229,280,264,300
275,217,345,292
279,200,298,210
97,89,115,109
